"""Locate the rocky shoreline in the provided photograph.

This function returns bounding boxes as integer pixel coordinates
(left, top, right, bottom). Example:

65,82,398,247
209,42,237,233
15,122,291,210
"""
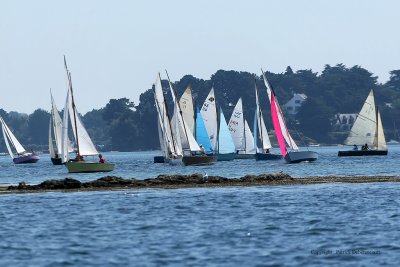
1,173,400,194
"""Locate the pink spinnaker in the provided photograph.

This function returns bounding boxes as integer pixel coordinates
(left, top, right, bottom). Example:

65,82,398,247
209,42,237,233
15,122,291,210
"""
271,93,287,157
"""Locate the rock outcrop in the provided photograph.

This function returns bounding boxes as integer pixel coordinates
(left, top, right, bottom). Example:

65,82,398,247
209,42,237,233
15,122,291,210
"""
6,173,291,192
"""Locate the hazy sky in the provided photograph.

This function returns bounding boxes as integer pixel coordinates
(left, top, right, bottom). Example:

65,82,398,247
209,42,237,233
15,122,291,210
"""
1,0,399,114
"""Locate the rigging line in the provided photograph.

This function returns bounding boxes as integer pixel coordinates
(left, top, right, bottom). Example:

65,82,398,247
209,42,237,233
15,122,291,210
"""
291,122,308,148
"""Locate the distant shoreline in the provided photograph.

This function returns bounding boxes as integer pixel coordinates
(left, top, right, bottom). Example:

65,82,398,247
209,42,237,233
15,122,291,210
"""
1,173,399,195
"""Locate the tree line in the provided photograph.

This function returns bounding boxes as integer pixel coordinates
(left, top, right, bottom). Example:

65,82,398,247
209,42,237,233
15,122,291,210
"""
1,64,400,152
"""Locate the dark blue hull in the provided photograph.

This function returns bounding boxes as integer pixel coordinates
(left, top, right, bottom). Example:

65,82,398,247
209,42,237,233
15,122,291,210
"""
216,153,235,161
255,153,282,161
338,150,388,157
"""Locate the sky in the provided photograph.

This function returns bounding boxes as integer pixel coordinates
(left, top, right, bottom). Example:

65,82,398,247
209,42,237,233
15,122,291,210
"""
0,0,399,114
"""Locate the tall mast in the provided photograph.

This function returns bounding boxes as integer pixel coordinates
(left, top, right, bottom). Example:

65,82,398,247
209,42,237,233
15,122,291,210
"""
215,88,220,154
64,56,80,156
165,70,191,153
375,105,379,148
255,80,264,150
243,99,246,152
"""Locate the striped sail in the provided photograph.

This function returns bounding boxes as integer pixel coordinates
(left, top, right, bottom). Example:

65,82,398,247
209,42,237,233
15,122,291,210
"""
262,71,298,151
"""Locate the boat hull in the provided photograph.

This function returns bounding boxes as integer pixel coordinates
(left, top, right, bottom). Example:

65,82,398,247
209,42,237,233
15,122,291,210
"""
284,151,318,164
153,156,165,163
182,155,216,166
51,157,63,165
255,153,282,161
338,150,388,157
13,154,40,164
216,153,235,161
65,162,115,173
234,153,255,160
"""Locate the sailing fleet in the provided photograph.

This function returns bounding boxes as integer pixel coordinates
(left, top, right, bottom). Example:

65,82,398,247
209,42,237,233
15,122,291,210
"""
0,62,391,171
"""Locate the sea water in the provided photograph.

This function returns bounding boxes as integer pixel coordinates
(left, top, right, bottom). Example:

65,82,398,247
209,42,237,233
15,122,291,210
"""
0,146,399,266
1,145,400,185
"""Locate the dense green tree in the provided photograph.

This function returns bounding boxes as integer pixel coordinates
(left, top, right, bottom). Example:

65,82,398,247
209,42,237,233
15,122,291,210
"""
28,109,50,145
102,98,137,151
386,70,400,90
82,108,110,145
2,65,400,150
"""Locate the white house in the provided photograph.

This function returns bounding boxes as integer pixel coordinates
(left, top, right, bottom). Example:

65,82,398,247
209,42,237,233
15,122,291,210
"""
284,93,307,115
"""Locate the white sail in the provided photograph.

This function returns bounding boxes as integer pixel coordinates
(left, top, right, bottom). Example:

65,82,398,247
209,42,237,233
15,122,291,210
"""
0,116,26,155
171,111,187,152
179,85,195,134
244,119,256,154
178,110,200,152
228,98,245,151
61,80,70,163
201,88,218,150
64,58,99,157
49,117,56,158
157,116,169,158
262,70,299,151
68,102,99,156
344,90,376,146
50,93,64,155
254,84,272,150
154,73,178,156
1,118,14,159
167,75,201,152
375,110,387,150
259,115,272,150
171,104,183,155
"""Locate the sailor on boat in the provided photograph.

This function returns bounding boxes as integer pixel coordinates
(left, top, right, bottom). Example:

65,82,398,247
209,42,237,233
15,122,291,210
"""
362,144,369,151
98,154,105,163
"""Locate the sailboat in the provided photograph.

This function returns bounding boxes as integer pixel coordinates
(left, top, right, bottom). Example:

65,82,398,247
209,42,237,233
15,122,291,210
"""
201,88,235,161
61,56,115,172
262,69,318,163
166,71,215,166
200,88,218,151
179,85,195,135
253,82,282,160
338,90,387,156
49,90,74,165
0,116,40,164
228,98,256,159
195,107,213,154
153,73,182,164
216,108,236,161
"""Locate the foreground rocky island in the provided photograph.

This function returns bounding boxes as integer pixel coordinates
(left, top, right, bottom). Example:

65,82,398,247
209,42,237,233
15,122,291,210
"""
1,173,400,194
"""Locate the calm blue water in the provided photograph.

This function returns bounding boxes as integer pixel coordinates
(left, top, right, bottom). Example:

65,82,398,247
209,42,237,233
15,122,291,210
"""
0,184,399,266
1,146,399,266
1,145,400,185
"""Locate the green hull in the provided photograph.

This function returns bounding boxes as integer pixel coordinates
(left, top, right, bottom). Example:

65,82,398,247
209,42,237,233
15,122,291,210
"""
65,162,115,173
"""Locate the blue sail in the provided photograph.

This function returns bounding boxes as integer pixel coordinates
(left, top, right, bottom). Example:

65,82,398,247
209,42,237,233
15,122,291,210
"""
196,108,213,154
218,108,235,154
